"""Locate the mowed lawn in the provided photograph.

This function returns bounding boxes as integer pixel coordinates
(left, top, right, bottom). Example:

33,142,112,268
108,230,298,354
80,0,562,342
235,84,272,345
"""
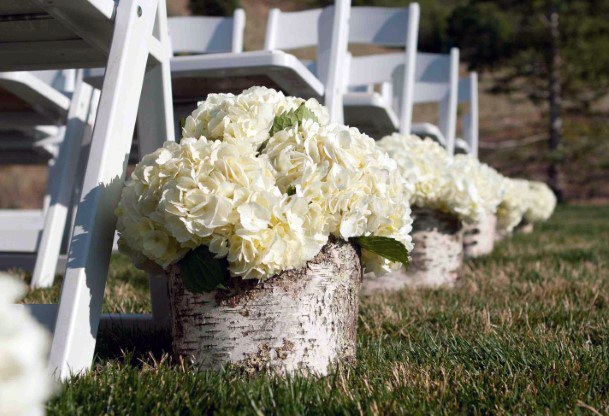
17,204,609,414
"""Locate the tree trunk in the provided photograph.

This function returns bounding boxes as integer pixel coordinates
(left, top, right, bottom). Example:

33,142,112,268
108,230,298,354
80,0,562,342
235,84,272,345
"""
463,213,497,259
362,208,463,293
167,237,361,376
547,4,564,202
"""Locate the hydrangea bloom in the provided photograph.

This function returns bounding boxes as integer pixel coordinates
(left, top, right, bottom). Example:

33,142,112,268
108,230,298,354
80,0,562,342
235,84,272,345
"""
0,274,55,416
182,86,329,152
265,120,413,275
378,133,494,223
451,154,507,217
116,87,413,280
496,178,528,232
523,180,557,223
497,179,557,232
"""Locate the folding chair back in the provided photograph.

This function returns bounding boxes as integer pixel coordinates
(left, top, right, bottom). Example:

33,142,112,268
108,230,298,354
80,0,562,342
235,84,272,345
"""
458,72,479,157
168,9,245,55
345,3,420,134
264,6,336,83
412,48,460,154
263,1,349,123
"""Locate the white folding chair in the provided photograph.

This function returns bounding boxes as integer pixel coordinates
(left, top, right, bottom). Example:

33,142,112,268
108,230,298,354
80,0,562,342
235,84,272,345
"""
168,10,246,135
411,48,460,154
259,0,350,122
456,72,479,157
84,10,246,141
1,0,174,379
341,3,420,139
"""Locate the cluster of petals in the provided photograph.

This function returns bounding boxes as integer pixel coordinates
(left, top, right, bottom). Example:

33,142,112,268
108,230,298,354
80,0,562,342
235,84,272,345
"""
378,134,497,223
497,178,557,231
0,274,55,416
116,87,413,280
523,181,557,223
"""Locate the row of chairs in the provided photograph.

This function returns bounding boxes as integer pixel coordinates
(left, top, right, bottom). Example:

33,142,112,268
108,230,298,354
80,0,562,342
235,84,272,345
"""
0,0,479,378
167,5,478,152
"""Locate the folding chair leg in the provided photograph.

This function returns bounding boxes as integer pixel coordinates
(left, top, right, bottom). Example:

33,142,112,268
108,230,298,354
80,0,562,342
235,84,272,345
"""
136,0,174,330
439,95,457,155
48,0,161,380
31,74,94,288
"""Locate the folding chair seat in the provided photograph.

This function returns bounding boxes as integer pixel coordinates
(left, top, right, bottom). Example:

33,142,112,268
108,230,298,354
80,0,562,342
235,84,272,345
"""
454,138,471,154
343,88,400,138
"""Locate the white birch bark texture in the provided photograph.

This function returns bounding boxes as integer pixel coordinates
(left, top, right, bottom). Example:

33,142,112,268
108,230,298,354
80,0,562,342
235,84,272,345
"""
362,208,463,294
167,238,361,376
463,213,497,259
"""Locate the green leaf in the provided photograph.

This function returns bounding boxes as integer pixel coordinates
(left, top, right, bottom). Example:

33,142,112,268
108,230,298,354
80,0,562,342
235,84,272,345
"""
293,102,317,123
353,236,410,268
268,103,318,137
178,245,230,293
286,185,296,196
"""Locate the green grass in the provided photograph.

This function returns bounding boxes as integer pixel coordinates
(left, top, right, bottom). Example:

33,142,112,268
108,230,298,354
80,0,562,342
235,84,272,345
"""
18,205,609,414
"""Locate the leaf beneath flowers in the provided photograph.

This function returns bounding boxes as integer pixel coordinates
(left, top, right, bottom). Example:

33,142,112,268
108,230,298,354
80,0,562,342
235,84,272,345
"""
268,103,318,137
178,245,230,293
353,236,410,268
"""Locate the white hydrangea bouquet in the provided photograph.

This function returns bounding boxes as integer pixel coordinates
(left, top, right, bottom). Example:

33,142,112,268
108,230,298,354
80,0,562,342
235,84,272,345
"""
0,274,55,416
497,178,556,232
378,133,504,223
523,180,557,223
116,87,412,292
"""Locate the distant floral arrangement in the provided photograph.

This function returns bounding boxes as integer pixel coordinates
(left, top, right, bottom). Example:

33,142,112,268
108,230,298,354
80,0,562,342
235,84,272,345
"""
379,133,556,232
0,274,55,415
378,134,505,223
116,87,412,291
497,178,557,231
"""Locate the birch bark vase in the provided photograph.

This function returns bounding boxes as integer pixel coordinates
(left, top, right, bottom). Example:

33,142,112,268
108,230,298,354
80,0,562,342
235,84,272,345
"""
463,213,497,259
167,237,361,376
362,208,463,293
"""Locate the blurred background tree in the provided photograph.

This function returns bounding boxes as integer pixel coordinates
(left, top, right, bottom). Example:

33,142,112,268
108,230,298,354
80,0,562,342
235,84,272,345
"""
189,0,238,16
447,0,609,200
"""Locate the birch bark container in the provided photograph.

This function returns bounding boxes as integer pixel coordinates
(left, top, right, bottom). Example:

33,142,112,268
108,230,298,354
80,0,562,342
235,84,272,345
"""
363,208,463,293
167,238,361,376
463,213,497,258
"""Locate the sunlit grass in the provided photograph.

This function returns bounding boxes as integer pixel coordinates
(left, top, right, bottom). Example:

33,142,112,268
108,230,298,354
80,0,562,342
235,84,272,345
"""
16,205,609,414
